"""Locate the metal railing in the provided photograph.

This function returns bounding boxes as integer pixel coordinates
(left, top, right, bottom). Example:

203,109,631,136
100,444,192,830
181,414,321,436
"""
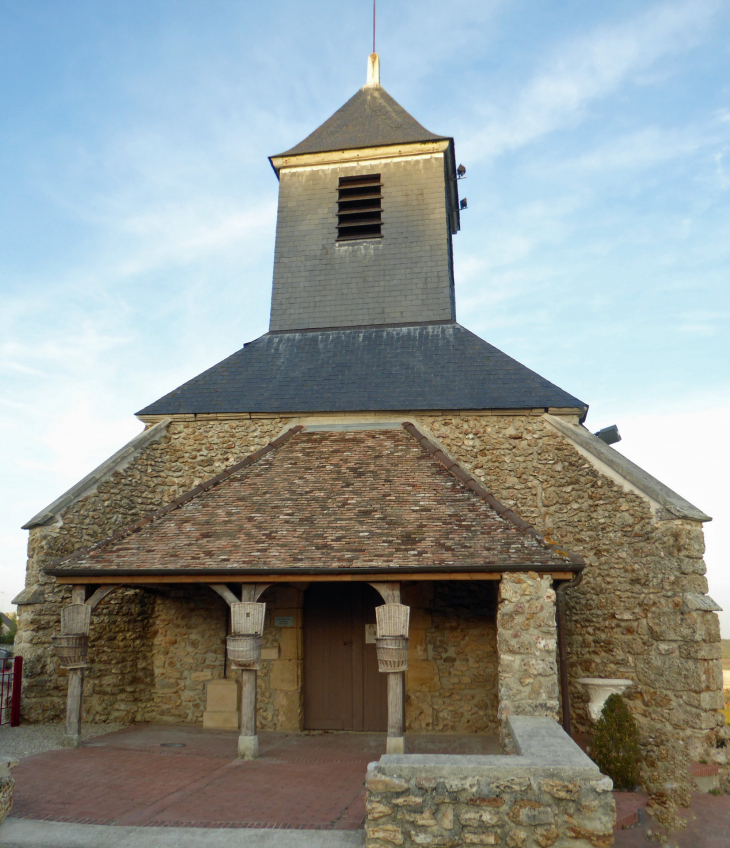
0,654,22,726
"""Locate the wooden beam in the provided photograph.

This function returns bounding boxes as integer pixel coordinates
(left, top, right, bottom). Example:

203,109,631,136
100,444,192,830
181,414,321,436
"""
209,584,240,606
253,583,270,601
55,571,574,585
240,584,271,603
71,585,86,604
369,582,401,604
85,585,121,610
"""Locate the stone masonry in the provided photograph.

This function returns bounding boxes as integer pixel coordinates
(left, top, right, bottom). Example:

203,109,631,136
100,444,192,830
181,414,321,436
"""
419,412,726,784
404,582,499,736
269,155,455,331
15,410,726,793
497,573,559,750
16,417,285,723
365,716,615,848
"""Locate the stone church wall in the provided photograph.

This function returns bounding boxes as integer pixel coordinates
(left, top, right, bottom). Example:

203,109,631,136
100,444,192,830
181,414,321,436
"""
419,413,725,778
16,418,286,723
16,410,725,788
404,582,499,735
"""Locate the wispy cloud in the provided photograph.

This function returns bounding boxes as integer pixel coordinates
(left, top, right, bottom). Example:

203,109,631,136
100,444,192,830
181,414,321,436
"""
462,1,720,161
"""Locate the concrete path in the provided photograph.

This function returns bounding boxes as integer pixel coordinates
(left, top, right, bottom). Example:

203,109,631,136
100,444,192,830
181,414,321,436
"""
0,818,365,848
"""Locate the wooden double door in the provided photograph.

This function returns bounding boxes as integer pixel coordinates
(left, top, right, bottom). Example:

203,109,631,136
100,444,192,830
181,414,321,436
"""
303,582,388,731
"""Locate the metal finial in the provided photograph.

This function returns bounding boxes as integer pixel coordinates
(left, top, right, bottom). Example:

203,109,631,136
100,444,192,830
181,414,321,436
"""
373,0,376,55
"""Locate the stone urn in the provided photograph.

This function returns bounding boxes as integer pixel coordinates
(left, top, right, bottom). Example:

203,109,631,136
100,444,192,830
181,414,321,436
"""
577,678,633,721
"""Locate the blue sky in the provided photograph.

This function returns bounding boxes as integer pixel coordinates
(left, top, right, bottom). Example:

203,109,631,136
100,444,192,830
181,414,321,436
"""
1,1,729,631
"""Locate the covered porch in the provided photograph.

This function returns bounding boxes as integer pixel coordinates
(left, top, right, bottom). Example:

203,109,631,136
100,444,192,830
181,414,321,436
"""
44,424,583,754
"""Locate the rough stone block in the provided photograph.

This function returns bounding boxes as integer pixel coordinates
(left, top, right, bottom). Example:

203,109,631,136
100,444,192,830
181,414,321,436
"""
273,689,301,731
270,659,301,691
0,777,13,825
366,773,410,794
202,710,239,731
407,660,440,692
408,628,428,660
278,628,302,660
508,800,554,826
204,679,238,712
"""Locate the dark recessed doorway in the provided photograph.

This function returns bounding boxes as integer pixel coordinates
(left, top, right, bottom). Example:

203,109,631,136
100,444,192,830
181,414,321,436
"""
303,582,387,732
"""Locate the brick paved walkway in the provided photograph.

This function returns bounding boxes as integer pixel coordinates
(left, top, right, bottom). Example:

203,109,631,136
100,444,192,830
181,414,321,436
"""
612,791,730,848
9,724,499,829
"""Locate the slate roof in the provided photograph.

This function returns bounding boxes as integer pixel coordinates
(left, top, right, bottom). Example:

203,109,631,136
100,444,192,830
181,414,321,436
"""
46,425,582,577
136,323,586,417
273,85,449,158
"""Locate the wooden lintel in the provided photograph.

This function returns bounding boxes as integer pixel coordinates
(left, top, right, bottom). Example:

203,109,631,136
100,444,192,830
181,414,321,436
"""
55,571,575,585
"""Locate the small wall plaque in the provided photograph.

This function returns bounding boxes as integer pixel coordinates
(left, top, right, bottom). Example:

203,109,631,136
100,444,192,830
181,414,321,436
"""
365,624,377,644
275,616,294,627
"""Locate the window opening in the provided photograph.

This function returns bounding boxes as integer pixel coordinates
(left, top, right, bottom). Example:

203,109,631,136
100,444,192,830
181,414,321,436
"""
337,174,382,241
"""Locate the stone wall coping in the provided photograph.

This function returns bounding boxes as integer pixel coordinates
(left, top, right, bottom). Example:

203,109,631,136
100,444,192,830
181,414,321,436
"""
373,716,604,781
22,419,173,530
543,414,710,522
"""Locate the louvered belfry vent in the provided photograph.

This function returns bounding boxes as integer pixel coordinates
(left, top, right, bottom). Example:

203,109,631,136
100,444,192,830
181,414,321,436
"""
336,174,383,241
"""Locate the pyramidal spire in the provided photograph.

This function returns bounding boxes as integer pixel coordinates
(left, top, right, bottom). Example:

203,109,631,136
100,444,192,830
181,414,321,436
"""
365,53,380,88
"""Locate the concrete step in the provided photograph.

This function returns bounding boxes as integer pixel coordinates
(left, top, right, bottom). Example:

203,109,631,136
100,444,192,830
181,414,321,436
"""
0,819,366,848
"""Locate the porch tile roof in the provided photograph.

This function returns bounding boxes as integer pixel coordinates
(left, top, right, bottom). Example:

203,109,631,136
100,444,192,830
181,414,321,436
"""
46,425,580,577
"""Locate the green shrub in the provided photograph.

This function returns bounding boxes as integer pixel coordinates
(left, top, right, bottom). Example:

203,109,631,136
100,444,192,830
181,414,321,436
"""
590,693,640,790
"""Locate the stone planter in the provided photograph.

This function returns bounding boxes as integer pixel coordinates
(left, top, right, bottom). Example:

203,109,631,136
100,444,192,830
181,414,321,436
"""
578,677,633,721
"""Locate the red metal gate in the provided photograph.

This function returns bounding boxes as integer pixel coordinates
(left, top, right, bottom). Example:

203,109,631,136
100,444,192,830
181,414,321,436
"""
0,655,22,726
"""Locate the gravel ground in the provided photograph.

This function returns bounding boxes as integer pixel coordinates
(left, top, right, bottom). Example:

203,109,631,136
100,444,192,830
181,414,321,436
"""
0,722,128,760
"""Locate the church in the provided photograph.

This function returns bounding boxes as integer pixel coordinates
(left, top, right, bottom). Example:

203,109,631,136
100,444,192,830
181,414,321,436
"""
14,53,725,787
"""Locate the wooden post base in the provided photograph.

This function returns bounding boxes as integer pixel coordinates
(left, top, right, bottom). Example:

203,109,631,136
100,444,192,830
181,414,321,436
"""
386,736,405,755
64,667,84,747
387,671,404,753
238,669,258,759
238,734,259,760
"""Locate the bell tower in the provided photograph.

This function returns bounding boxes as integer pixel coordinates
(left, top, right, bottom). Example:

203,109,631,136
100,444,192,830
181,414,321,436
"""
268,54,461,332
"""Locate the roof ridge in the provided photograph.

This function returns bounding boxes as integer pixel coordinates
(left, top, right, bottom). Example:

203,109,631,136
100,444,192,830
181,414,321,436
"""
401,422,585,567
46,426,305,570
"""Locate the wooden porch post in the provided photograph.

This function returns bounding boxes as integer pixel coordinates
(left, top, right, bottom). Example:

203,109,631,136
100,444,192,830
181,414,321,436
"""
63,586,86,748
209,581,268,760
386,672,405,754
370,583,407,755
236,583,269,760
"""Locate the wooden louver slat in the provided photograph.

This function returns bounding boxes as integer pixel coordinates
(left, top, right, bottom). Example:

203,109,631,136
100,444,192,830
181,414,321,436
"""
337,174,382,241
